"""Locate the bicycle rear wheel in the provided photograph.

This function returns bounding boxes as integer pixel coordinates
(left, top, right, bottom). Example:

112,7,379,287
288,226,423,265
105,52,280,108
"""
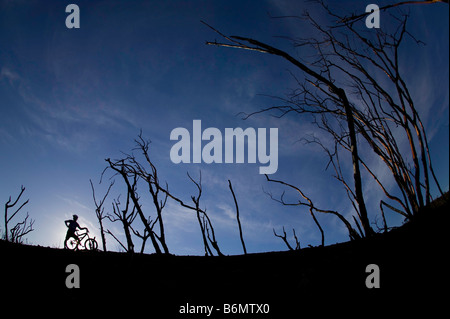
66,238,78,250
84,238,98,251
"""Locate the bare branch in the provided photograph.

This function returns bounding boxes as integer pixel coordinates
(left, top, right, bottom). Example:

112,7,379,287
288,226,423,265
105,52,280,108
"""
292,229,301,250
228,180,247,255
265,174,360,241
4,186,32,242
90,178,114,252
335,0,448,26
105,229,127,252
10,212,34,244
273,227,297,251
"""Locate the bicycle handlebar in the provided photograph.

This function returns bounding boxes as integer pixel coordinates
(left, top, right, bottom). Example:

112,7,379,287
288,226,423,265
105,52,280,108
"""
75,228,89,235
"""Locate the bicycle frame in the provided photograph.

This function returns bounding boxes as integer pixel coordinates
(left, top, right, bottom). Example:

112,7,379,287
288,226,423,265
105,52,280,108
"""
75,230,89,244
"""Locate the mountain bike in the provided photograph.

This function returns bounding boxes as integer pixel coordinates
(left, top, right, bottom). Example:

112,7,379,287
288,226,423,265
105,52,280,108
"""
66,228,98,251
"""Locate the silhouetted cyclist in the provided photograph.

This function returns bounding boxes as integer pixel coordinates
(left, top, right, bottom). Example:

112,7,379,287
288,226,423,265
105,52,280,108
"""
64,214,88,249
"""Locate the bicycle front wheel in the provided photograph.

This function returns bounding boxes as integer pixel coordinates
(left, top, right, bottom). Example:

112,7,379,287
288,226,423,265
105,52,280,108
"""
84,238,98,251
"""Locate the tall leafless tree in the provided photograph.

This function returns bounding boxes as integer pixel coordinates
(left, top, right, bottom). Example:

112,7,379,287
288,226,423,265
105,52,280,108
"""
104,131,172,254
105,157,164,254
129,133,170,254
203,0,446,240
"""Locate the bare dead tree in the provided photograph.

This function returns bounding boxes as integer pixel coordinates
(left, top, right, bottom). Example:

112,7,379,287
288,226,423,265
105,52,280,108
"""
107,193,138,254
129,132,170,254
104,132,226,255
200,210,223,256
130,214,153,254
9,212,34,244
228,180,247,254
203,0,445,238
157,171,224,256
273,226,300,251
90,179,114,252
4,185,33,243
105,158,163,254
187,171,213,256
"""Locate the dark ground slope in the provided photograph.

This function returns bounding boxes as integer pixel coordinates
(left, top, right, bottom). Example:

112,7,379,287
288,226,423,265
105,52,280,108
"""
1,193,449,316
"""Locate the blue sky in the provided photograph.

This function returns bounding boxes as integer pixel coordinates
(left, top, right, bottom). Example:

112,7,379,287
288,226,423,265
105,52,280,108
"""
1,0,448,255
